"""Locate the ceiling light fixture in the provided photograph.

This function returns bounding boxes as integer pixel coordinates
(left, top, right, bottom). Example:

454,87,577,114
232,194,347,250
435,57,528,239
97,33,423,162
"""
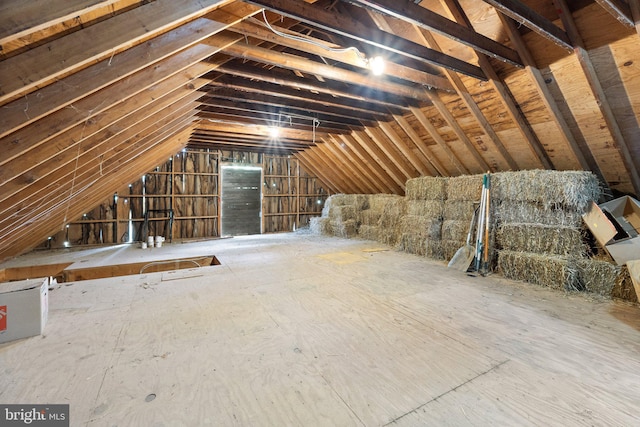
368,56,386,76
268,126,280,139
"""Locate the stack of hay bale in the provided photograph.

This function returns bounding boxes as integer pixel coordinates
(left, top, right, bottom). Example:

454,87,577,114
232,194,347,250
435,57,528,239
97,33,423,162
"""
493,170,599,291
441,175,484,262
398,177,446,258
310,194,368,238
358,194,404,242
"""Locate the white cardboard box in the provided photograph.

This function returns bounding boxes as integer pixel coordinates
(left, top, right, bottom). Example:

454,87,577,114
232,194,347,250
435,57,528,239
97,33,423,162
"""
582,196,640,265
0,277,49,344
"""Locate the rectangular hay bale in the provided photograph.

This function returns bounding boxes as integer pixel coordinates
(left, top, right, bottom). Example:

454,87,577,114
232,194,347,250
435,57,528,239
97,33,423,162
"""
405,176,448,201
498,250,580,291
496,223,588,257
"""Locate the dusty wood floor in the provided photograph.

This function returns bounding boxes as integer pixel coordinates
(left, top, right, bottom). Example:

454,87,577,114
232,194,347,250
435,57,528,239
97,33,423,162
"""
1,233,640,426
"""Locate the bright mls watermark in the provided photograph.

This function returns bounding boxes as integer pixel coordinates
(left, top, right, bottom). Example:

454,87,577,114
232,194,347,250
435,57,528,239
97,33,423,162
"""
1,405,69,426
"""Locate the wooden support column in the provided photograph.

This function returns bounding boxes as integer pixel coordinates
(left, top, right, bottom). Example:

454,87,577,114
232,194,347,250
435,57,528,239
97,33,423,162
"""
554,0,640,195
409,106,468,175
337,134,400,194
393,116,448,177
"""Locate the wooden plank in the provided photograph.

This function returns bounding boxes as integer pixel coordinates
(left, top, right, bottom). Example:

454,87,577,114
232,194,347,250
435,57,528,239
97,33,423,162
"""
0,3,255,138
216,35,435,103
554,0,640,195
409,106,468,175
0,124,195,258
337,134,401,194
499,14,603,177
393,115,448,177
227,20,454,91
321,138,375,193
327,135,387,193
244,0,486,79
0,44,217,169
351,131,406,191
0,262,72,282
305,149,358,194
594,0,635,28
0,0,234,104
364,127,416,182
628,259,640,301
295,153,340,194
316,143,370,194
347,0,521,66
427,92,493,172
378,121,437,177
631,0,640,36
482,0,573,51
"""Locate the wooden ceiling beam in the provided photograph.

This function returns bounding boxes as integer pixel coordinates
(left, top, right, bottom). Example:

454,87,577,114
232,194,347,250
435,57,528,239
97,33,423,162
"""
227,19,454,91
327,135,388,193
594,0,635,28
482,0,572,51
392,115,448,177
197,120,328,142
0,0,234,104
315,142,370,193
205,74,405,116
212,61,417,109
0,12,246,138
426,92,492,173
1,91,203,207
244,0,486,79
296,151,343,193
364,126,418,181
197,109,352,133
201,88,386,122
0,125,194,259
352,130,407,190
0,117,195,249
442,0,552,170
554,0,640,194
499,13,600,176
307,146,361,193
378,121,437,177
1,45,217,169
345,0,521,66
337,133,400,193
409,106,468,175
215,34,435,102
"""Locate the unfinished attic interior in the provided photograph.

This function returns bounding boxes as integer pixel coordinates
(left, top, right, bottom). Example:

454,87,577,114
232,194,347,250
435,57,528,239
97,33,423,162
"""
2,0,640,424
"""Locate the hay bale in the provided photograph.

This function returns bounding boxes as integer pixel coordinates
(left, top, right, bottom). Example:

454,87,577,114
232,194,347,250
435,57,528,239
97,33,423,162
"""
494,200,584,226
492,170,600,211
309,217,324,235
446,175,483,201
611,265,637,303
358,225,379,241
399,216,442,239
331,219,358,238
369,194,403,213
360,210,381,226
443,200,477,221
327,205,357,222
425,239,445,260
498,250,580,291
496,223,588,257
406,200,445,218
442,220,470,242
576,259,620,297
405,176,447,201
441,240,467,262
325,194,369,210
398,234,427,256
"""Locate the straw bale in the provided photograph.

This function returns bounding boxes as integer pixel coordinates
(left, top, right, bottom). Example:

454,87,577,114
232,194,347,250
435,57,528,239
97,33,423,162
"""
406,200,445,218
611,265,637,302
405,176,448,201
358,225,379,241
309,217,324,235
398,234,427,256
496,223,588,257
360,210,381,226
443,200,477,221
399,216,442,239
324,194,369,210
425,239,445,260
492,170,600,211
327,205,357,222
377,197,407,246
498,250,580,291
494,200,584,226
442,240,467,262
369,194,403,213
442,220,470,242
446,175,483,201
331,219,358,238
576,259,620,297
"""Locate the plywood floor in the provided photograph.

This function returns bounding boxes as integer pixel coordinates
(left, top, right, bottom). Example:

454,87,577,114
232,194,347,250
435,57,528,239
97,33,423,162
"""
1,233,640,426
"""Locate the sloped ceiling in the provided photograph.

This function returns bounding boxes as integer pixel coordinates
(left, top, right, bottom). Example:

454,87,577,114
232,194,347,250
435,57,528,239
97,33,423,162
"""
1,0,639,262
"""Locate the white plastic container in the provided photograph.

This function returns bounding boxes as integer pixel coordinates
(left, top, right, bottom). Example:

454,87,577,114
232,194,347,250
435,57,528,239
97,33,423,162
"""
147,236,154,248
155,235,163,248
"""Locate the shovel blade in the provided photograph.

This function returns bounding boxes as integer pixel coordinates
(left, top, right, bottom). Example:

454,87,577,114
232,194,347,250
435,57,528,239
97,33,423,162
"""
447,244,475,271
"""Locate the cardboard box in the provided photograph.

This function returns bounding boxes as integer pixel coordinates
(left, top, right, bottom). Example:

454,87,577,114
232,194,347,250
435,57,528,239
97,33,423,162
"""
0,278,49,344
582,196,640,265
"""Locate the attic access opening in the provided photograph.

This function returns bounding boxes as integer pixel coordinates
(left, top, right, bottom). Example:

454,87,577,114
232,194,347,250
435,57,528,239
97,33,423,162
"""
0,256,221,283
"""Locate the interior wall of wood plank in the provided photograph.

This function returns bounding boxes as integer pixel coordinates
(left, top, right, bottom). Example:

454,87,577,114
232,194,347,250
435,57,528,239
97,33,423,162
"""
39,149,329,248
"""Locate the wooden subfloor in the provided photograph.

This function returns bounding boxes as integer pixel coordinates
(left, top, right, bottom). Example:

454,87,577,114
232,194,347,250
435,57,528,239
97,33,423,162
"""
1,233,640,426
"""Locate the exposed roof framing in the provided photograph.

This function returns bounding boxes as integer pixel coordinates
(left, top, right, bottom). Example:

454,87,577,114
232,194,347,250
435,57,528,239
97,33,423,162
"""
1,0,639,261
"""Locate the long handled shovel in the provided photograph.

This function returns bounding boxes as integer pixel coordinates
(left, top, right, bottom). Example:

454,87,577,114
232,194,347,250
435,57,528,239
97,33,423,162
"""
447,205,479,271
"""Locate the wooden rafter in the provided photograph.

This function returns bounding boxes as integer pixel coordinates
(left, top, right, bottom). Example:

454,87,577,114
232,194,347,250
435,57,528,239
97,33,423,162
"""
378,121,437,177
327,135,387,193
594,0,635,28
244,0,486,79
393,115,448,177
